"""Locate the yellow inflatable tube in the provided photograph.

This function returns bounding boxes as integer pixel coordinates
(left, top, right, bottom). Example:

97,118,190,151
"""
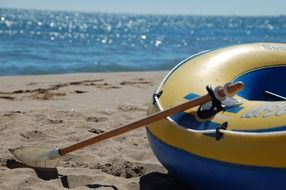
147,43,286,190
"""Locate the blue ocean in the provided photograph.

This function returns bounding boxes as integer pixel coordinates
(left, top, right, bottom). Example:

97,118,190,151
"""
0,8,285,76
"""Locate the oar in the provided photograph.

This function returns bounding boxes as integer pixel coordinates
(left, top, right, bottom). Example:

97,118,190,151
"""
9,82,244,168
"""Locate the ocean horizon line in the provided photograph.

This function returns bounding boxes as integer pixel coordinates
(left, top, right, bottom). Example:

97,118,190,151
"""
1,7,285,18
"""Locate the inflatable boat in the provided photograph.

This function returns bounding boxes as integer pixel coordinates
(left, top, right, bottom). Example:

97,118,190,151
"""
147,43,286,190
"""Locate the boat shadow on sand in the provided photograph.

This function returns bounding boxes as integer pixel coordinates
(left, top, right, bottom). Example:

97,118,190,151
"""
140,172,191,190
6,159,190,190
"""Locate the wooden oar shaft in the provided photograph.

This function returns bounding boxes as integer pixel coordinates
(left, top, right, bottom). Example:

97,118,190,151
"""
59,95,210,156
59,82,244,156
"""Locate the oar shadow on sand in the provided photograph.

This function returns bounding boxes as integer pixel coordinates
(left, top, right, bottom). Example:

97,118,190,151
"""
6,159,119,189
6,159,60,180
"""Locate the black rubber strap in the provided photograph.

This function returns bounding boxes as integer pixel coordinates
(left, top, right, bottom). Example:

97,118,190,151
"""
152,90,163,104
216,122,228,140
197,85,225,119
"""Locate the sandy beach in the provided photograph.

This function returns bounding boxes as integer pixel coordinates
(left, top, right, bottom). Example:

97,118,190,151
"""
0,71,190,190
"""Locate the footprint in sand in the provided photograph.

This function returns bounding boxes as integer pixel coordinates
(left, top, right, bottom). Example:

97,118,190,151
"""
120,78,153,87
88,128,105,134
96,161,145,178
0,79,117,101
28,90,66,100
2,111,23,117
117,105,146,112
86,116,108,123
73,90,87,94
19,130,48,141
0,95,16,100
68,79,119,89
95,160,165,179
47,118,63,124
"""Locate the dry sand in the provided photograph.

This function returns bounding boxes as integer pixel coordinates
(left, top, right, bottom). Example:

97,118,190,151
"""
0,72,190,190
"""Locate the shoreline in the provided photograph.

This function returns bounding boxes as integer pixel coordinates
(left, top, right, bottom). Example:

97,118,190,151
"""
0,71,191,190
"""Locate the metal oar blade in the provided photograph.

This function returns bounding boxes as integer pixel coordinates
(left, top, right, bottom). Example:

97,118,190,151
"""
8,146,61,168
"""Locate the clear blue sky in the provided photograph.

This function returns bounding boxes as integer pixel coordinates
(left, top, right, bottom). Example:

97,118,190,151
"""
0,0,285,16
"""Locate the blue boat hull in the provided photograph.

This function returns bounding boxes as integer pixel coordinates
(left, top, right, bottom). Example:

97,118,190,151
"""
147,129,286,190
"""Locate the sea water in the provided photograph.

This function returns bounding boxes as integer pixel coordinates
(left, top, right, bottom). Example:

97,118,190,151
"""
0,8,285,76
